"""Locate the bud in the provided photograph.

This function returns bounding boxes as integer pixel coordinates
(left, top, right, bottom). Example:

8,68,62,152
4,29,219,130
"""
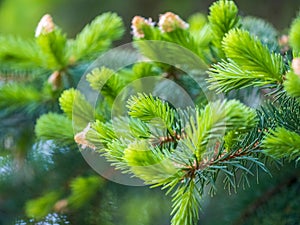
292,58,300,76
74,123,96,150
48,71,62,90
278,35,289,46
35,14,55,37
278,35,290,53
158,12,189,33
53,199,68,212
131,16,154,38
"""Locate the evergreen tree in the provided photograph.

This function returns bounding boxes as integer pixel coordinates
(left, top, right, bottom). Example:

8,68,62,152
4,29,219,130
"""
1,0,299,224
0,11,171,225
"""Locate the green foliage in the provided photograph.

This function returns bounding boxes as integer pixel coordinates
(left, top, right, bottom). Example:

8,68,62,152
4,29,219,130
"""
241,16,278,50
59,88,77,119
263,127,300,161
162,29,204,60
187,14,213,62
86,67,115,91
3,0,300,225
123,141,157,167
86,67,123,103
131,13,209,66
67,2,300,224
188,13,207,33
208,59,258,93
81,93,261,225
262,98,300,134
189,100,257,160
0,83,43,114
208,0,240,38
171,181,201,225
289,15,300,55
36,29,68,70
284,71,300,100
222,29,284,81
123,141,178,184
0,35,41,71
59,88,94,129
0,8,126,225
131,62,159,79
68,176,104,209
208,0,240,57
0,11,124,85
25,191,61,219
35,113,74,146
208,29,284,92
87,120,117,146
127,93,178,133
70,12,124,62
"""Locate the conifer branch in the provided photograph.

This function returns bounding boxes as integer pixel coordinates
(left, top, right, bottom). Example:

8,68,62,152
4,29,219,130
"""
70,12,124,62
208,0,240,57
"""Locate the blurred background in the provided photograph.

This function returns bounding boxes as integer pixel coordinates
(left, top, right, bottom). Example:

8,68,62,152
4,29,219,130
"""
0,0,300,225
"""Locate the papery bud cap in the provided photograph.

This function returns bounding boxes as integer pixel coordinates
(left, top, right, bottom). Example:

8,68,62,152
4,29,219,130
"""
35,14,55,37
292,58,300,76
158,12,189,33
131,16,154,38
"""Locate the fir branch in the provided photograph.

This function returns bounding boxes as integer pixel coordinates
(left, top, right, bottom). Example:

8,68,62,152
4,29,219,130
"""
86,67,116,91
188,13,207,34
261,98,300,133
183,100,257,160
284,70,300,100
208,59,271,93
123,141,162,167
289,16,300,55
131,62,159,80
123,140,179,184
188,13,213,60
0,83,44,114
59,88,94,130
128,117,152,139
0,66,47,82
70,12,124,62
263,127,300,161
68,176,104,209
171,181,201,225
222,29,284,82
17,3,300,225
86,120,117,147
86,67,123,103
134,39,208,72
208,0,240,56
127,93,179,134
36,29,68,70
35,113,74,147
25,191,61,219
104,139,129,171
0,35,42,71
161,28,206,61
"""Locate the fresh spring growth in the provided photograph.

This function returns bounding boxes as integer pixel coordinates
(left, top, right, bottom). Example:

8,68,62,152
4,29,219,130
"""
131,16,155,38
48,71,62,90
35,14,55,37
292,58,300,76
74,123,96,150
158,12,189,33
